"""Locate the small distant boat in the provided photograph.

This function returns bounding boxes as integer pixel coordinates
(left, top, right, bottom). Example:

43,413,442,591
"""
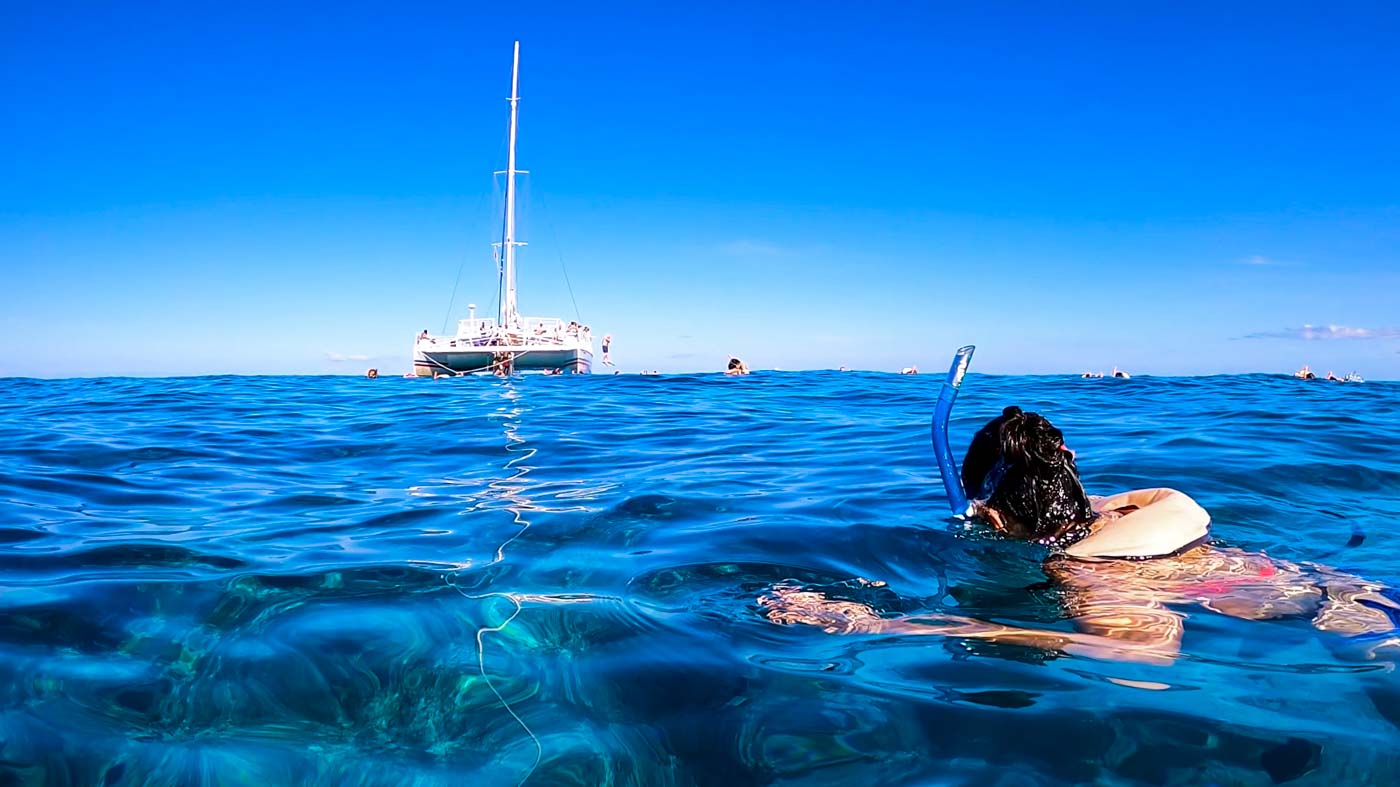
412,42,593,376
1344,372,1365,383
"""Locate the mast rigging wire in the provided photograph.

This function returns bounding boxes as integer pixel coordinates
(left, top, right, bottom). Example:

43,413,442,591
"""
440,127,510,334
533,186,583,324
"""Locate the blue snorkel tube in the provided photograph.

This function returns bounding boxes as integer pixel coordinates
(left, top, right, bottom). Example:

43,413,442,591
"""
931,345,976,517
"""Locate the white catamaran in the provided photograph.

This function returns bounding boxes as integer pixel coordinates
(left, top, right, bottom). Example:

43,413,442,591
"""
413,42,593,376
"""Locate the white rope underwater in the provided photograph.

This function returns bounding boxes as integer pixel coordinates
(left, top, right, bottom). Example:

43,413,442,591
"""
444,397,543,785
469,589,541,784
446,536,542,786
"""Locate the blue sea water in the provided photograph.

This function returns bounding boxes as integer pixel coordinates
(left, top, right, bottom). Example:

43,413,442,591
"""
1,371,1399,785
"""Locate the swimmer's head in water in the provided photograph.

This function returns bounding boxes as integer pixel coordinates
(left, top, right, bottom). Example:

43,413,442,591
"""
962,405,1021,498
966,409,1095,543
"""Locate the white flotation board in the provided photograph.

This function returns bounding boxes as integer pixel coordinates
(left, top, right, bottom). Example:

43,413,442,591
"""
1063,487,1211,559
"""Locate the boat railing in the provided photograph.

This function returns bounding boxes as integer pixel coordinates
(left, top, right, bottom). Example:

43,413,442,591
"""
428,316,593,349
456,318,499,338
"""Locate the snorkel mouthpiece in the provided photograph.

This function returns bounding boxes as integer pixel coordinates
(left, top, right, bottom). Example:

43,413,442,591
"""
932,345,976,517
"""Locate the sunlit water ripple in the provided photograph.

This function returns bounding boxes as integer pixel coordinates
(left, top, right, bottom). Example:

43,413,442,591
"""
1,372,1399,785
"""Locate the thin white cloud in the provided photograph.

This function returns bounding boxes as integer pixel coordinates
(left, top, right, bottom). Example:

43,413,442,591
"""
1238,255,1299,267
718,239,786,257
1243,324,1400,340
325,352,371,362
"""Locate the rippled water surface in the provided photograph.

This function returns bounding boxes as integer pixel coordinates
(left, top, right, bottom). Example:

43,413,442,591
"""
2,372,1399,785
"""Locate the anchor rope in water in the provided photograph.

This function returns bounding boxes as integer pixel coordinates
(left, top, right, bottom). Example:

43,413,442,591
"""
445,392,543,785
471,591,540,783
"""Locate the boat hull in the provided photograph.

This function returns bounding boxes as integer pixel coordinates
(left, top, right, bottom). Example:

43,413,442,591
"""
413,344,592,376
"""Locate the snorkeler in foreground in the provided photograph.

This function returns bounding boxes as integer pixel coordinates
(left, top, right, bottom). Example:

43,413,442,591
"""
762,346,1400,664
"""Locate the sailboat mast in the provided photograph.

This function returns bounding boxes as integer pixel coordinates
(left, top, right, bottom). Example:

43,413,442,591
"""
500,41,522,330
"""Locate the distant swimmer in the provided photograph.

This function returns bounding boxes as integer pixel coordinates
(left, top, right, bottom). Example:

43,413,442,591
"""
1081,371,1103,379
900,366,919,375
1294,365,1317,380
365,368,379,379
726,357,750,376
602,334,614,366
1111,366,1130,379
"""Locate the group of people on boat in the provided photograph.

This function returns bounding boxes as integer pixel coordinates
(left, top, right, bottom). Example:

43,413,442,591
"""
520,320,593,344
415,322,597,348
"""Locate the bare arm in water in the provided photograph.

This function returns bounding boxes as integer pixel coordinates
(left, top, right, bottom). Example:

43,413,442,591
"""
760,546,1400,665
758,582,1184,665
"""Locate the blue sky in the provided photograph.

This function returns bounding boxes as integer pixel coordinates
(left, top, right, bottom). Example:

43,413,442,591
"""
3,1,1398,377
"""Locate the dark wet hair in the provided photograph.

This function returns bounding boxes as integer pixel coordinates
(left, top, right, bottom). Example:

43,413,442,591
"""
962,405,1021,498
727,357,742,370
964,408,1096,544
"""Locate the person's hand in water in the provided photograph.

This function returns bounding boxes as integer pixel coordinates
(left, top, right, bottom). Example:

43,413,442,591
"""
759,582,987,637
759,583,887,634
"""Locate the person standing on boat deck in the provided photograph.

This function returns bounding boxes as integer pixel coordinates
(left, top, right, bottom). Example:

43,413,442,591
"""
602,334,613,366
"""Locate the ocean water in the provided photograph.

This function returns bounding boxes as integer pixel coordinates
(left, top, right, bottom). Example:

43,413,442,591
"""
2,371,1399,786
